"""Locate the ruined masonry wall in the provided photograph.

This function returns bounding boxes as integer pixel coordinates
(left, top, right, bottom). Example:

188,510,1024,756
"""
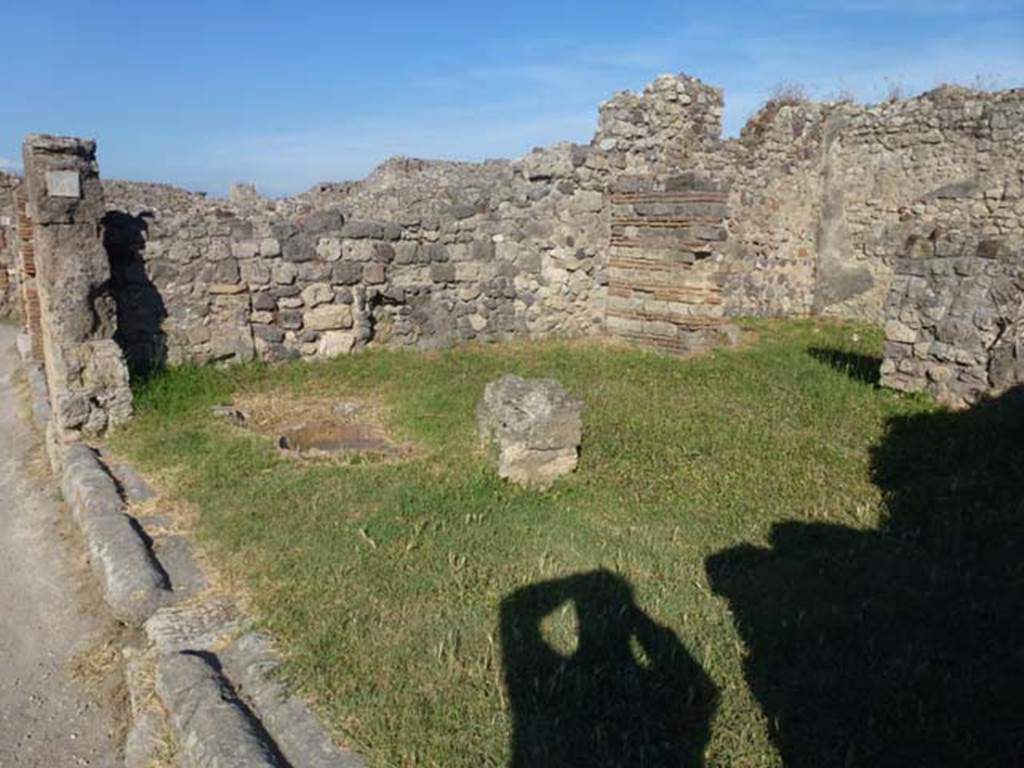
819,87,1024,321
595,76,826,319
594,76,1024,323
606,175,738,353
97,73,1023,373
102,153,610,367
0,172,19,317
880,232,1024,408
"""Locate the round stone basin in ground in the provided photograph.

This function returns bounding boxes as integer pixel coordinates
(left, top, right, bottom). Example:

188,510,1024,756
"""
278,423,398,455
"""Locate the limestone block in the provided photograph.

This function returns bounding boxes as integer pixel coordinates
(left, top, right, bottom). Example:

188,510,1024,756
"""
569,189,604,214
477,375,583,487
317,238,343,261
232,241,259,259
363,263,386,284
346,241,377,262
240,259,271,286
884,319,918,344
260,238,282,257
210,326,255,362
208,283,247,295
455,263,481,282
301,282,333,308
273,262,298,285
304,304,353,332
317,330,356,359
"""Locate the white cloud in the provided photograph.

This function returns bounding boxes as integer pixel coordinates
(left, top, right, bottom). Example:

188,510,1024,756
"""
100,10,1024,195
125,106,597,198
0,156,18,173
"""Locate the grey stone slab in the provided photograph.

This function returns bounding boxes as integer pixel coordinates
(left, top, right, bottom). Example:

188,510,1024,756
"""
156,651,284,768
145,597,244,655
154,534,209,597
97,453,157,504
61,443,170,625
24,364,51,431
123,649,172,768
221,633,366,768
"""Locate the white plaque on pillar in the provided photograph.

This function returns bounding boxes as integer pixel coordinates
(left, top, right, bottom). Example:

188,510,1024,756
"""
45,171,81,198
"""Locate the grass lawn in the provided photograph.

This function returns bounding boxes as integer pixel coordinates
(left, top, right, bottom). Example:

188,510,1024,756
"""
108,319,1024,767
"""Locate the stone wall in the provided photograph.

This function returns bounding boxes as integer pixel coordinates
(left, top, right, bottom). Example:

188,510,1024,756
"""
18,72,1013,396
0,172,19,317
594,77,1024,324
594,77,825,318
102,152,610,368
881,229,1024,408
816,86,1024,321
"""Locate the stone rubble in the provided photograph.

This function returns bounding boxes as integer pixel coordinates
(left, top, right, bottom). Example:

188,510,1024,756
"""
478,375,584,486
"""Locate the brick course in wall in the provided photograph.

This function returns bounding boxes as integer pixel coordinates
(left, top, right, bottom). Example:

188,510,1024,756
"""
606,177,738,354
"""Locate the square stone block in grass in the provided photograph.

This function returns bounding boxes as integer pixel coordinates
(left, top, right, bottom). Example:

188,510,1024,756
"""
478,375,583,487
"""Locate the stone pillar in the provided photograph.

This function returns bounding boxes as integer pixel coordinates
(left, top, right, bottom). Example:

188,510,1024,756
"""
21,134,132,454
605,175,739,354
0,172,19,318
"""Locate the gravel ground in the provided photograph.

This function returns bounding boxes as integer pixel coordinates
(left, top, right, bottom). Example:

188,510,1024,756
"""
0,324,121,767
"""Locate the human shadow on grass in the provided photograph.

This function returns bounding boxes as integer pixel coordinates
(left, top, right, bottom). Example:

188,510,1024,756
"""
103,210,168,382
807,347,881,384
500,570,717,768
706,386,1024,767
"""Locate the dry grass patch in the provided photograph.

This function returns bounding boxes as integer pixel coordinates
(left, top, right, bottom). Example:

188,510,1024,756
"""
230,392,415,462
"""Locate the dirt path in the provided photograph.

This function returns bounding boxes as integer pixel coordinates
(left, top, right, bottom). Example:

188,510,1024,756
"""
0,323,120,767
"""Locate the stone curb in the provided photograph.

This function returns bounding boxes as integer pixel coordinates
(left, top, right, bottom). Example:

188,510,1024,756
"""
156,651,285,768
143,598,366,768
14,341,364,766
60,442,171,626
221,633,365,768
16,333,51,431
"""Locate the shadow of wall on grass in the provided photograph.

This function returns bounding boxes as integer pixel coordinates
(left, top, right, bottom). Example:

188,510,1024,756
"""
706,386,1024,767
807,346,881,385
500,570,717,768
103,210,168,380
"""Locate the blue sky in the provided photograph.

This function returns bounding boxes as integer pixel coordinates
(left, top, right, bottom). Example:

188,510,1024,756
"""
1,0,1021,197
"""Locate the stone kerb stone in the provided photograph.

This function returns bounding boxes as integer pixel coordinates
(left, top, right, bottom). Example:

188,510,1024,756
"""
478,375,583,486
60,443,170,625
